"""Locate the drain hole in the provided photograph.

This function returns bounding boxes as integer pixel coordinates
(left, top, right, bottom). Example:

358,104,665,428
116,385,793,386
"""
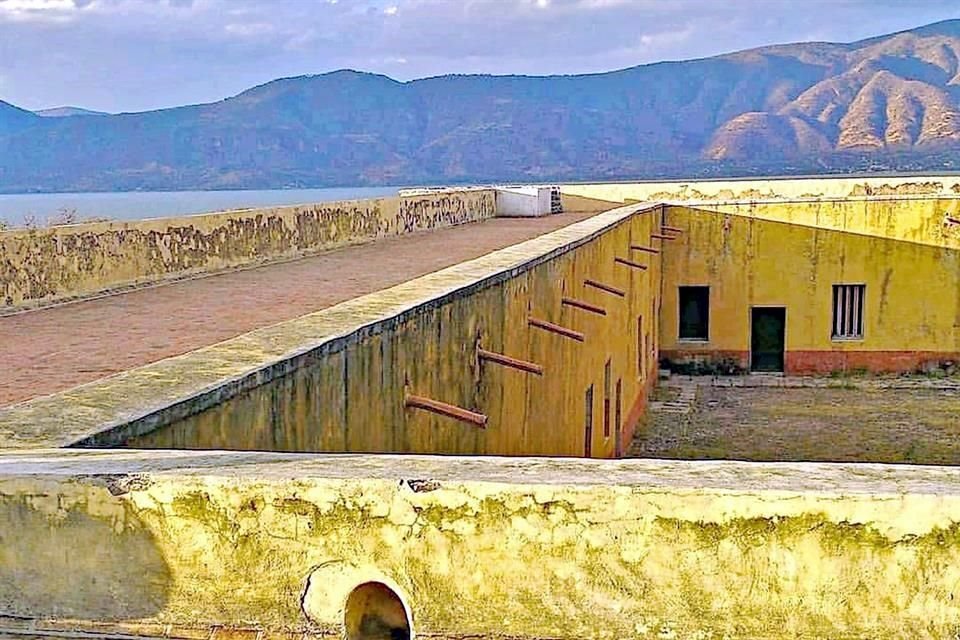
344,581,412,640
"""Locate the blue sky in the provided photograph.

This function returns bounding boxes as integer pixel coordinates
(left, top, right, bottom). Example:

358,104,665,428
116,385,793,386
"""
1,0,958,113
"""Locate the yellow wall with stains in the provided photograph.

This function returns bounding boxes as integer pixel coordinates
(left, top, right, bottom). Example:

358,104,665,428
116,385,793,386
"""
660,204,960,373
5,453,960,640
672,197,960,248
0,189,496,311
561,174,960,203
121,205,664,458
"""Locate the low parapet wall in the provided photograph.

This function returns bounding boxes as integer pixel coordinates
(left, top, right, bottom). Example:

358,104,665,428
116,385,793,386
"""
561,174,960,203
0,189,496,312
0,203,662,458
3,451,960,640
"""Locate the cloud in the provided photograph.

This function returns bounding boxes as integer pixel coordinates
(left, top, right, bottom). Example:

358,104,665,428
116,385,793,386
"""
0,0,957,112
0,0,78,22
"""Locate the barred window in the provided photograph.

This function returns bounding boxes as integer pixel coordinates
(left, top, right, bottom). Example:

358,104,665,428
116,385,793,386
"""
832,284,865,339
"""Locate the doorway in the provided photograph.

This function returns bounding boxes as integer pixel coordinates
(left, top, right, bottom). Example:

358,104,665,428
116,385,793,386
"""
751,307,786,372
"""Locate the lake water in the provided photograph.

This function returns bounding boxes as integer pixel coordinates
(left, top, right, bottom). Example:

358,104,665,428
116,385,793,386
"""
0,187,401,228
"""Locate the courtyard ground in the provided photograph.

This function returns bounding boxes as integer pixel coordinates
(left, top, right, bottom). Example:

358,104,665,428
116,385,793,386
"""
630,376,960,465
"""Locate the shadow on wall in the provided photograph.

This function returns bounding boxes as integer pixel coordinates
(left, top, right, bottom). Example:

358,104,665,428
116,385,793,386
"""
0,492,171,620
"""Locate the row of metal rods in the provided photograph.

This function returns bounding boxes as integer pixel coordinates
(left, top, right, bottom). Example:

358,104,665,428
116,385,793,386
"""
405,225,682,427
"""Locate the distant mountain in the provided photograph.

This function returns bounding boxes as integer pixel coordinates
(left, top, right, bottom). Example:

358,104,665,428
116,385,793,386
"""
36,107,109,118
0,100,39,137
4,20,960,192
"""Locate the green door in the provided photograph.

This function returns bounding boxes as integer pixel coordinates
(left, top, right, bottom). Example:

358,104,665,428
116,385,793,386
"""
751,308,786,372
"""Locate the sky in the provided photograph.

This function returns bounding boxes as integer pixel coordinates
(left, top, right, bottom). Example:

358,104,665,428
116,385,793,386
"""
0,0,959,113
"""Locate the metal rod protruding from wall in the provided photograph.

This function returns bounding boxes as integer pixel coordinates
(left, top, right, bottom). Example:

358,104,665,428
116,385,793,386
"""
946,216,960,225
528,316,585,342
662,225,684,233
478,347,544,375
562,296,607,316
405,394,488,427
583,278,626,297
630,245,660,254
615,257,647,270
650,233,675,240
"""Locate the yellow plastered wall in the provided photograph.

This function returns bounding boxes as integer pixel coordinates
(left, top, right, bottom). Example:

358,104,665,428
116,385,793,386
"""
680,198,960,248
127,207,664,458
0,190,496,311
561,175,960,203
7,459,960,640
660,204,960,373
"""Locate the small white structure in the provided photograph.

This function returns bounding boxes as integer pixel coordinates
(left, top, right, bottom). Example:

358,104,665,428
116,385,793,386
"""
398,184,563,218
494,186,562,217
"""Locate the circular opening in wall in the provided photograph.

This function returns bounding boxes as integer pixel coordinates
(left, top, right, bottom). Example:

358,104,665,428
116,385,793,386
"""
344,581,413,640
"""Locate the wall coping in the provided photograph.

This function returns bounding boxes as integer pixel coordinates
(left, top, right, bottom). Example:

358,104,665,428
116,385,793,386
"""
2,448,960,496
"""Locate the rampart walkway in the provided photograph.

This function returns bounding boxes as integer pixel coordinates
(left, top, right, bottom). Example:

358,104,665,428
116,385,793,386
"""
0,211,596,407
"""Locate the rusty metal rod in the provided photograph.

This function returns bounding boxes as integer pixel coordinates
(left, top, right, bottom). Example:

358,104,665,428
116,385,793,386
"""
615,257,647,270
478,348,544,376
630,245,660,254
528,316,585,342
662,225,684,233
562,296,607,316
583,278,625,297
650,233,675,240
405,394,488,427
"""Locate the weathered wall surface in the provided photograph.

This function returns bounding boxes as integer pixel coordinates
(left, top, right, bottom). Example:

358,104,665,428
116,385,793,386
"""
4,452,960,640
660,203,960,374
0,189,496,311
675,197,960,248
120,204,662,458
0,204,661,459
562,174,960,203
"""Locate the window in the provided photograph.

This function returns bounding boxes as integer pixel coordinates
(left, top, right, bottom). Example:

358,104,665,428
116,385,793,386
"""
584,385,594,457
832,284,865,339
637,316,644,378
615,379,622,445
603,360,612,438
679,286,709,340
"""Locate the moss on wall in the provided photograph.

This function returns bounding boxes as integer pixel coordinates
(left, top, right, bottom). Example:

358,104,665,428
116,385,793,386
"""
5,460,960,640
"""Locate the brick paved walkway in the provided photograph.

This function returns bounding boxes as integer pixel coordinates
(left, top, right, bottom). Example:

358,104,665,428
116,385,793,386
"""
0,211,598,406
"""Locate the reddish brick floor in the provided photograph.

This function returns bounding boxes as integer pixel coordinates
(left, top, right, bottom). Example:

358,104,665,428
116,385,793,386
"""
0,211,599,406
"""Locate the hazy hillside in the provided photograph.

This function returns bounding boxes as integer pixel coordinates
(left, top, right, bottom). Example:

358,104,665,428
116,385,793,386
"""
3,20,960,192
0,101,39,137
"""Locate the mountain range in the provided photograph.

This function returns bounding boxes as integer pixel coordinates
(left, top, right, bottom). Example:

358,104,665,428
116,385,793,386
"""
4,20,960,192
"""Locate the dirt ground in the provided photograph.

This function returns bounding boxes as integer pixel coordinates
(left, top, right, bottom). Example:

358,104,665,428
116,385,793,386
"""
631,384,960,465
